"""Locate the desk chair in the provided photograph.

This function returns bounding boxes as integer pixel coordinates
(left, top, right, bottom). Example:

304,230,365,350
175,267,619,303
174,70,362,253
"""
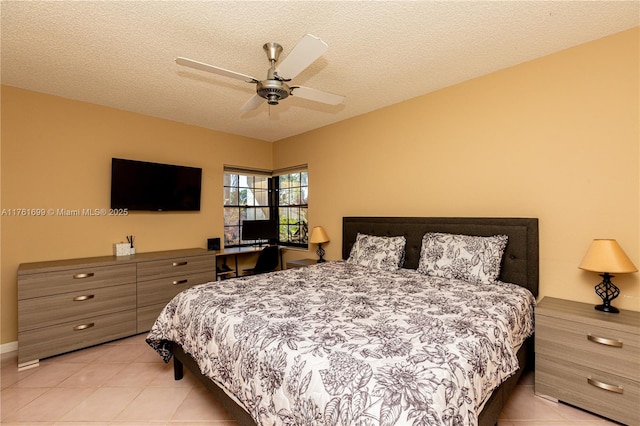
243,245,279,275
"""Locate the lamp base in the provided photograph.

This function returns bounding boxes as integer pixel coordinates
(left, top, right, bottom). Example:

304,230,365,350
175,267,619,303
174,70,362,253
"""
316,243,326,263
594,273,620,314
595,304,620,314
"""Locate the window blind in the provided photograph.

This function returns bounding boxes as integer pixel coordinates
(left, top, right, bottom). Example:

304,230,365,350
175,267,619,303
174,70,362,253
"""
223,165,272,177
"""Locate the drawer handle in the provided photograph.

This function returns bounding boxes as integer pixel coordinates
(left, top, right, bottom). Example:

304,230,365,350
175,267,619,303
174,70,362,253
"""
587,334,623,348
172,261,188,267
73,322,95,331
587,377,623,394
73,272,95,279
73,295,95,302
173,279,188,285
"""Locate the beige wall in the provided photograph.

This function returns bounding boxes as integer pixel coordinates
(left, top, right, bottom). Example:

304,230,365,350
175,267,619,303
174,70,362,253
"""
275,27,639,311
1,27,638,345
0,87,272,344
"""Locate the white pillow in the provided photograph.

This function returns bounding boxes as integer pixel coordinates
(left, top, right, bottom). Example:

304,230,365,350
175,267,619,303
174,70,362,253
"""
347,233,406,271
417,232,508,284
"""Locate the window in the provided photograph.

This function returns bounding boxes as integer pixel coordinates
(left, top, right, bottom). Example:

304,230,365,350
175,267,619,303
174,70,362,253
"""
276,170,308,246
223,171,271,246
223,166,308,248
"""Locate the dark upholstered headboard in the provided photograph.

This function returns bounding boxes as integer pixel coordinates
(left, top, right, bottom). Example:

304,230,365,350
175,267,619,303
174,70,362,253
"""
342,217,539,297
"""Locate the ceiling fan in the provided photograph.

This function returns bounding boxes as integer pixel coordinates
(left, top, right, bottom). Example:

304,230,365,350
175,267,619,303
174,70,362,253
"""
176,34,345,111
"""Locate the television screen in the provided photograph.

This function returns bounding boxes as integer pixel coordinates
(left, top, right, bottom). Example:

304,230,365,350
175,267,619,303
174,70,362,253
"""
111,158,202,211
242,220,278,241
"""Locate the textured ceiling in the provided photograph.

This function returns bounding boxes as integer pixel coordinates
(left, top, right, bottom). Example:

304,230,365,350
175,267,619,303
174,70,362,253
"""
2,1,638,142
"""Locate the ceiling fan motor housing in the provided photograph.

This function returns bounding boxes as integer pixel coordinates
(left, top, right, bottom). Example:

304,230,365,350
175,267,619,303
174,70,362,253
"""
257,79,290,105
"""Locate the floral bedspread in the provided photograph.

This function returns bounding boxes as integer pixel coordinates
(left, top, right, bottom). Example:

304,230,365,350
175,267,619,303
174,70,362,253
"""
147,261,535,426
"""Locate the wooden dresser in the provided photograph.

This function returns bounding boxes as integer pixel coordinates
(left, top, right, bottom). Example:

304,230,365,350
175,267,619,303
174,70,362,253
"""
535,297,640,425
17,248,215,369
136,252,217,331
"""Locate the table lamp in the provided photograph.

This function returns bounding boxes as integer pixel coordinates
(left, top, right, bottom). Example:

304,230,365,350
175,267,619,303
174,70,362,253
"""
578,239,637,313
310,226,330,263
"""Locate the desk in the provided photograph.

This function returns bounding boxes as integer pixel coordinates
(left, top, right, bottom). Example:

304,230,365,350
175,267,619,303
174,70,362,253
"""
214,247,263,279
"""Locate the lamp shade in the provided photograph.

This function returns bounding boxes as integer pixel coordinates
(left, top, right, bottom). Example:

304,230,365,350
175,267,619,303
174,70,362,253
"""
579,239,638,273
310,226,330,244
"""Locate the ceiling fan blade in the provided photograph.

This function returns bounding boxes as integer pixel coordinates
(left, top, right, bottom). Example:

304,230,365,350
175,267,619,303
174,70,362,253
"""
290,86,345,105
176,57,258,83
240,94,265,111
275,34,328,80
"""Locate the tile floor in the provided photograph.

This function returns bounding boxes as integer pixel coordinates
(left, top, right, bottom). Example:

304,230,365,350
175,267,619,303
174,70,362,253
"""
1,334,616,425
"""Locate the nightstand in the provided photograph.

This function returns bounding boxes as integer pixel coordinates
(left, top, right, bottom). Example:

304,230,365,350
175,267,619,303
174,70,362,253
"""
286,258,317,269
535,297,639,425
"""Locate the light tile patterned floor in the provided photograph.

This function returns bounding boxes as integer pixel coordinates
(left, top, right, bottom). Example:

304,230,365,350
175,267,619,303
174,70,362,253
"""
1,334,616,425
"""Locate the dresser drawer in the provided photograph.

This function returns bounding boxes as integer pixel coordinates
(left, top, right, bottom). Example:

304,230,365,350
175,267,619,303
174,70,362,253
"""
18,263,136,300
137,271,214,307
137,303,169,332
536,313,640,380
536,354,639,425
18,310,137,365
137,254,215,281
18,283,136,332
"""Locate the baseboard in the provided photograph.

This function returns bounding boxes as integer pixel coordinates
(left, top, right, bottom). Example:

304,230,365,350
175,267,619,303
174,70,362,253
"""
0,341,18,354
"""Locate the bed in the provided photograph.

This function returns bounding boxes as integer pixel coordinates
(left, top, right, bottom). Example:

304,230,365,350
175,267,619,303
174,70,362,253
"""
147,217,539,426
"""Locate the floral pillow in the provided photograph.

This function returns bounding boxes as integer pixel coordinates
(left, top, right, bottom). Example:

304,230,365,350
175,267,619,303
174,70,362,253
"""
347,233,406,271
417,232,508,284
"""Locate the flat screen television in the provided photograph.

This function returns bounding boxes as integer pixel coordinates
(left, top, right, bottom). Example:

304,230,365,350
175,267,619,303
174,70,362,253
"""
242,220,278,242
110,158,202,211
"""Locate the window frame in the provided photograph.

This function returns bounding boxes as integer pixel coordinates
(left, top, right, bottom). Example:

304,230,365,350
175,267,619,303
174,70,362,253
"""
223,166,308,249
274,169,308,248
223,169,273,247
